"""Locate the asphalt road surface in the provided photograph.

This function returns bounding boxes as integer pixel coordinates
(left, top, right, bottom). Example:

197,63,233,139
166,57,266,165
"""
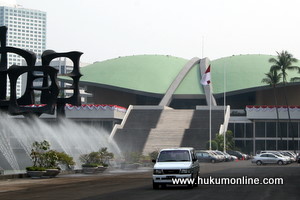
0,161,299,200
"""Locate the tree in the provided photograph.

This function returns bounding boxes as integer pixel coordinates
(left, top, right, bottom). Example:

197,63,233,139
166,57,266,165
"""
206,140,218,150
214,130,235,151
149,150,159,160
269,51,298,83
269,50,299,150
98,147,114,166
30,140,50,167
261,69,282,141
29,140,75,170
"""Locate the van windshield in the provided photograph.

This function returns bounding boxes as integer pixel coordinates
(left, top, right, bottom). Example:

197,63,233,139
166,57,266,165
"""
157,150,190,162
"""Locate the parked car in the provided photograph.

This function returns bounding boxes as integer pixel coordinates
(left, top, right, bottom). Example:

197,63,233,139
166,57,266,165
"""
297,153,300,163
208,151,224,162
152,147,199,189
196,151,218,163
242,153,251,160
209,151,225,162
214,150,232,161
281,151,297,161
258,151,292,163
230,155,238,160
279,151,296,162
252,153,288,165
222,152,236,161
226,150,244,160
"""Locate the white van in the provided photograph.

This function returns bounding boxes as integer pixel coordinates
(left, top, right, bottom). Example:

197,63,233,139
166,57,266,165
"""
152,147,199,189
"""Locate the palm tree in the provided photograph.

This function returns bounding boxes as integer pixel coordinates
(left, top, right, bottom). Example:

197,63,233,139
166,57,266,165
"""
261,69,282,142
269,50,299,150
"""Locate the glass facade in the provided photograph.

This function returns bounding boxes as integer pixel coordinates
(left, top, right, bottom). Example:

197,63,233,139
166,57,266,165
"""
0,5,46,98
230,121,300,155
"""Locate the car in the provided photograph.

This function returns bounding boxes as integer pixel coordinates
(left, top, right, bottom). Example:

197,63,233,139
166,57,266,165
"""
272,152,292,164
297,153,300,163
226,150,244,160
214,150,232,161
221,151,236,161
251,153,288,165
258,151,292,163
230,155,238,160
195,151,218,163
152,147,199,189
211,150,226,161
280,151,296,162
208,151,224,162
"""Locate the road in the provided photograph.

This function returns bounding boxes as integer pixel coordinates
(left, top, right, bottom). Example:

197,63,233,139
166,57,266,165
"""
0,161,299,200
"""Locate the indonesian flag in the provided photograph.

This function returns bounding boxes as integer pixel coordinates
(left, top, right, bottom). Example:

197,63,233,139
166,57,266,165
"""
201,65,211,85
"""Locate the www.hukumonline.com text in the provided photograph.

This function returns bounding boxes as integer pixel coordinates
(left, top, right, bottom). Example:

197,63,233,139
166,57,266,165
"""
172,176,284,185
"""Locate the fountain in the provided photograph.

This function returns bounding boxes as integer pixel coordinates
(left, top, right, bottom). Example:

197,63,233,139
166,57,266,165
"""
0,25,122,174
0,112,121,173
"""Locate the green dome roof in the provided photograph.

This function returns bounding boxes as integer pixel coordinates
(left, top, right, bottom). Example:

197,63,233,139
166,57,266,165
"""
80,54,299,96
211,54,298,94
80,55,188,94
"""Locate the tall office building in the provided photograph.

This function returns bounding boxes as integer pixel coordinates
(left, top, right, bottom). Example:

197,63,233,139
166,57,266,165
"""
0,0,46,97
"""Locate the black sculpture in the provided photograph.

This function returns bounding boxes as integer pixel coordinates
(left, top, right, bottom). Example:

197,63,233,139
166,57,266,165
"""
0,26,82,117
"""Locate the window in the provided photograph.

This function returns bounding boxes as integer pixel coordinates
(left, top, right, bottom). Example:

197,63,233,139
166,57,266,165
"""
278,140,287,150
288,140,297,150
256,140,265,151
266,140,276,150
158,150,190,162
255,122,265,137
235,123,244,138
288,122,298,138
279,122,287,137
246,123,253,138
203,153,209,157
266,122,276,137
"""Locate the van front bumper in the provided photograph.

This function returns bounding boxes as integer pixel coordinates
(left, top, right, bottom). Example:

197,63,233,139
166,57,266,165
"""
153,174,193,183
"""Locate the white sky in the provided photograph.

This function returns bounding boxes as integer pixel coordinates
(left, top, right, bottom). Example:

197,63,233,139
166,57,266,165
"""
15,0,300,63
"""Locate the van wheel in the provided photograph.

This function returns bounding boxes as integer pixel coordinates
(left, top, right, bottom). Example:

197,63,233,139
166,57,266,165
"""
187,174,194,189
277,160,283,165
211,159,216,163
256,160,262,165
187,183,194,189
153,181,159,189
194,172,199,187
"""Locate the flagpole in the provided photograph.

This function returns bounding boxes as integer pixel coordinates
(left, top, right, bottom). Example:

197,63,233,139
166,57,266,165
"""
209,85,212,150
223,63,226,152
202,36,204,58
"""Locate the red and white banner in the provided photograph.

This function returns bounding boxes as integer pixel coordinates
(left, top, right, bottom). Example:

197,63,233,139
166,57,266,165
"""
65,104,127,112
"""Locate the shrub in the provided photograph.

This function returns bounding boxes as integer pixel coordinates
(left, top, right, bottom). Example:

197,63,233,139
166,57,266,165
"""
123,152,142,164
81,163,99,168
26,166,46,171
149,150,159,160
80,147,114,167
27,140,75,170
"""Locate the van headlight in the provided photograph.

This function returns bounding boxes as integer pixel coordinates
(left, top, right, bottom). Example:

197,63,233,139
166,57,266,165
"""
153,169,163,175
180,169,192,174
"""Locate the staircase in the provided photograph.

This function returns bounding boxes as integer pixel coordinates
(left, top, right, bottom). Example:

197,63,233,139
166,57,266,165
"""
111,106,224,154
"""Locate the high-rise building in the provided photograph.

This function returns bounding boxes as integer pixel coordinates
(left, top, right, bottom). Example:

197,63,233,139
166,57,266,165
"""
0,0,46,97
